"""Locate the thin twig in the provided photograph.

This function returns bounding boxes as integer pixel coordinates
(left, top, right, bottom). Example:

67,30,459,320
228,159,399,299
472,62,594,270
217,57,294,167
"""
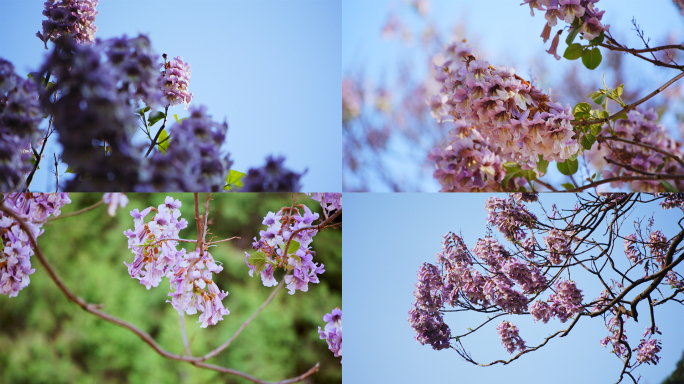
596,135,684,169
573,71,684,127
47,200,104,221
144,105,170,157
564,175,684,192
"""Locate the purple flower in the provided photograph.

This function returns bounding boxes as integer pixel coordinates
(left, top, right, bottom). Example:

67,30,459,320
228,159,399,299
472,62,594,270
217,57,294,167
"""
37,0,99,49
319,307,342,363
496,321,526,354
161,56,193,109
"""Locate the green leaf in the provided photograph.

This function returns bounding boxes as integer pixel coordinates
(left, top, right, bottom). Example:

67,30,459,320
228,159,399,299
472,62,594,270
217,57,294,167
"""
27,72,47,86
557,158,579,176
561,183,576,190
247,250,270,274
223,169,247,191
661,180,678,193
581,134,596,150
65,166,77,174
502,171,520,190
537,156,549,175
173,114,187,124
592,93,607,106
563,43,583,60
581,47,602,70
136,105,151,116
157,129,170,154
521,169,537,183
655,162,666,173
281,240,301,258
566,27,580,45
590,124,603,136
79,172,92,181
503,162,521,173
573,102,592,119
589,31,605,46
612,113,628,121
148,111,166,126
612,84,624,97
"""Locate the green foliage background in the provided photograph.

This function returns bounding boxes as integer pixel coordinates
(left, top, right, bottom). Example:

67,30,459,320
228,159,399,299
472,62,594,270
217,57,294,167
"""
0,193,342,384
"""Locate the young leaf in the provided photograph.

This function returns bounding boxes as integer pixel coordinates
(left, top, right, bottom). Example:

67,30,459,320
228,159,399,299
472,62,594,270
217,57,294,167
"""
65,166,77,173
136,105,151,116
158,129,170,154
223,169,247,191
566,27,580,45
573,102,592,119
581,134,596,150
281,240,301,258
561,182,576,190
590,124,603,136
589,31,605,46
148,111,166,126
592,93,607,106
247,250,270,274
502,171,520,190
173,114,187,124
563,43,583,60
660,180,678,193
557,158,579,176
537,156,549,175
581,47,602,70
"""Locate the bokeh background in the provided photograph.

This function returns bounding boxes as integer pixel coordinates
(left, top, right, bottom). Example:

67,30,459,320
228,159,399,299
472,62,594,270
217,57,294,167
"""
0,0,341,192
0,193,341,384
344,193,683,384
343,0,684,191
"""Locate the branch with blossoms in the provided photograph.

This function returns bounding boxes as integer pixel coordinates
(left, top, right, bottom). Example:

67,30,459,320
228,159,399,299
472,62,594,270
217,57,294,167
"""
0,0,305,192
408,193,684,384
1,192,342,381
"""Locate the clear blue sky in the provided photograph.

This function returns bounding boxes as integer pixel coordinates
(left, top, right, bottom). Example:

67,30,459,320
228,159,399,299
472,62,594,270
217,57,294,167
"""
343,0,684,192
344,193,684,384
0,0,341,192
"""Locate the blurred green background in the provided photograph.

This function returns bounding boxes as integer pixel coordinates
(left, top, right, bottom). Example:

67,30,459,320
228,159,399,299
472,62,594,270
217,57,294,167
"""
0,193,342,384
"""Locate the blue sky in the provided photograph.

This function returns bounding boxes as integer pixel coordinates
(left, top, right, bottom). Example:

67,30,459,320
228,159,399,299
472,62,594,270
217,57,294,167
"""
344,193,684,384
1,0,341,192
342,0,684,192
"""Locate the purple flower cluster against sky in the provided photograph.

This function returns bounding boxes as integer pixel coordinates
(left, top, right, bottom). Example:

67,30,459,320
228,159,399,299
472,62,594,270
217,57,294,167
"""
0,193,71,297
0,59,43,191
162,56,193,109
37,0,99,49
427,40,579,191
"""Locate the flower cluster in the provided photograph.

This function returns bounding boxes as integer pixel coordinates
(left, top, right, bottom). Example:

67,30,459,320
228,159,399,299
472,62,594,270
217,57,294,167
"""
599,315,629,357
318,308,342,363
123,197,229,327
142,106,233,191
309,193,342,216
543,228,574,264
634,328,662,365
239,156,304,192
485,196,537,242
245,199,325,294
38,36,152,190
37,0,99,49
0,59,44,191
427,41,579,191
161,56,193,109
531,279,583,323
408,262,451,350
660,193,684,210
601,109,684,192
496,321,526,354
522,0,609,59
1,193,71,297
623,233,641,263
342,77,362,124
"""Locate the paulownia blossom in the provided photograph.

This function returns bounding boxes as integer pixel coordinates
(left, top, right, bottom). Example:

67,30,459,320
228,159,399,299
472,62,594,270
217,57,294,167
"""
245,198,326,294
319,307,342,364
37,0,99,49
123,196,229,327
427,41,579,192
161,55,193,109
0,193,71,297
